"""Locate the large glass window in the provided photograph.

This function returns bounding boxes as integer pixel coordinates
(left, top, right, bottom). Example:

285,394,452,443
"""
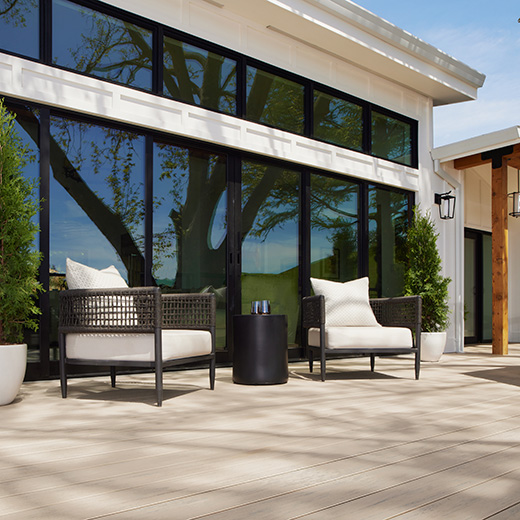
52,0,153,90
153,142,227,348
49,116,146,282
241,159,300,346
371,110,413,166
0,0,39,59
163,36,236,115
313,90,363,151
310,175,359,282
368,186,409,297
246,66,304,135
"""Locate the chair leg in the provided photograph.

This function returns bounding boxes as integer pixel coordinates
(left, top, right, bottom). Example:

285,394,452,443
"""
320,348,326,382
415,351,421,380
370,354,375,372
209,357,216,390
155,367,163,407
59,333,67,398
110,366,116,388
308,350,314,373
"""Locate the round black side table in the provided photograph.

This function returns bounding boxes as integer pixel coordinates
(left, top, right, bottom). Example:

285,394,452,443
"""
233,314,288,385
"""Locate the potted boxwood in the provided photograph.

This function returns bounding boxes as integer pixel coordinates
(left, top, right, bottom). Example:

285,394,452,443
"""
0,99,42,405
404,206,451,361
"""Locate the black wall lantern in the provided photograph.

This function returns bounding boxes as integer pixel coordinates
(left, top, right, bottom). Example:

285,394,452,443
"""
509,169,520,218
434,191,456,220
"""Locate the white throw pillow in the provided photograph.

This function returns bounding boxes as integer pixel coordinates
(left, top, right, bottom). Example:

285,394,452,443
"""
310,277,380,327
66,258,128,289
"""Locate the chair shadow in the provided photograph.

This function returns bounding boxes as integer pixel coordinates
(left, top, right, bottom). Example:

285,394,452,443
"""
291,370,397,381
73,383,201,405
464,366,520,388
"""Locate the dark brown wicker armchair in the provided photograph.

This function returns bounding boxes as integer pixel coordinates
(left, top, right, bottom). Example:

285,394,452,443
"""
59,287,216,406
302,295,421,381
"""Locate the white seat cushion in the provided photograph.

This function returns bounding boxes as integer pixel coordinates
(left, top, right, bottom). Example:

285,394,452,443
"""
66,329,212,362
308,326,412,349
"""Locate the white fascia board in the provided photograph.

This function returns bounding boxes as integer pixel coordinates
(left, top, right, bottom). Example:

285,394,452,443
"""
218,0,485,105
432,126,520,163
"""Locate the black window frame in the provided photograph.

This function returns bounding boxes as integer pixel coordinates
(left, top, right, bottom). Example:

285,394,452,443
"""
0,0,419,169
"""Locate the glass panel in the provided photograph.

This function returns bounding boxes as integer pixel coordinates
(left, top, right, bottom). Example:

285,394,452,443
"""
482,234,492,341
246,66,304,134
241,160,300,347
310,174,358,281
371,110,412,166
49,116,145,351
4,102,41,362
163,36,236,114
313,90,363,151
464,236,477,338
52,0,153,90
368,187,408,297
153,142,227,349
0,0,39,59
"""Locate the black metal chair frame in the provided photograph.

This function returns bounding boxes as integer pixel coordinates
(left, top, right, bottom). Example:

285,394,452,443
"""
302,294,422,381
59,287,216,406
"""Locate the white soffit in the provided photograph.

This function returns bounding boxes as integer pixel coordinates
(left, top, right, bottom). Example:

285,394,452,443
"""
216,0,485,106
432,126,520,163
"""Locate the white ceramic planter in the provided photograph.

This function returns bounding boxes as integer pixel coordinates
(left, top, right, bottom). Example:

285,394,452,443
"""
0,344,27,405
420,332,447,362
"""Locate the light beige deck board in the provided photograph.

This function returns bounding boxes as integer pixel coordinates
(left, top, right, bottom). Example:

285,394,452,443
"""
1,345,519,519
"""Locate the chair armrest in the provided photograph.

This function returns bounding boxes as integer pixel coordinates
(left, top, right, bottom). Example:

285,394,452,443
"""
161,293,216,331
302,295,325,329
59,287,160,334
370,295,422,336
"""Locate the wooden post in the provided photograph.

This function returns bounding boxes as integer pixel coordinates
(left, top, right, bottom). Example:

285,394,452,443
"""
491,161,508,355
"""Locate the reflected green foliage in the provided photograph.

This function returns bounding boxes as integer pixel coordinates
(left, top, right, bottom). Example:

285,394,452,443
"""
310,175,358,281
52,0,153,89
0,99,42,344
0,0,37,25
153,143,226,290
314,91,363,151
368,187,408,297
163,37,236,114
371,111,412,166
246,66,304,134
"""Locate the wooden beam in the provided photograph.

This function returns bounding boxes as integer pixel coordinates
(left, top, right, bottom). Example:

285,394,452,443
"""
454,144,520,170
491,161,509,355
454,154,490,170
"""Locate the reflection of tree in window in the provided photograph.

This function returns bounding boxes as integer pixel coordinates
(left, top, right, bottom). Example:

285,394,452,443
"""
371,111,412,166
310,175,358,281
52,0,153,89
153,143,227,291
368,187,409,297
49,117,145,284
314,91,363,151
246,67,304,134
163,37,236,114
0,0,39,58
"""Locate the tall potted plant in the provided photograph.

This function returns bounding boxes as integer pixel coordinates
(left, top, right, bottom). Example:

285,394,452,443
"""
0,99,42,405
404,206,451,361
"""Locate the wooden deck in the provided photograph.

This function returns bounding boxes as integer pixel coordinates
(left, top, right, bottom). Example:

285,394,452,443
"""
2,345,520,519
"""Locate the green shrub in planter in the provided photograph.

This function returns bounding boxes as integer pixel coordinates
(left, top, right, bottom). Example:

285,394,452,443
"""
404,207,451,333
0,99,43,345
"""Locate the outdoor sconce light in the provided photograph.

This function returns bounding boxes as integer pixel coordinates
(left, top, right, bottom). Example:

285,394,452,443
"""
434,191,456,220
509,170,520,218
